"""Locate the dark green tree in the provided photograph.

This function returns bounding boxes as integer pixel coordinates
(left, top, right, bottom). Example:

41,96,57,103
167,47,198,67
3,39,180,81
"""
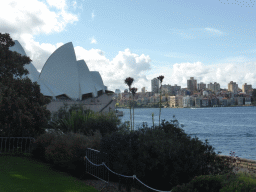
0,33,51,138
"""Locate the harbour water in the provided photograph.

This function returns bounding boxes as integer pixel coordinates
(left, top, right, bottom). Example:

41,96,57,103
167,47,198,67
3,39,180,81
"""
118,106,256,161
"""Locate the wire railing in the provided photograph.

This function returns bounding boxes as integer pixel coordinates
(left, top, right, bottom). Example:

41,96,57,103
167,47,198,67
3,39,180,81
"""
0,137,35,154
84,147,172,192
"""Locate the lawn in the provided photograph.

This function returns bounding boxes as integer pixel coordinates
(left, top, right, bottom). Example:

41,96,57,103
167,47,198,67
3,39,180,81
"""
0,154,100,192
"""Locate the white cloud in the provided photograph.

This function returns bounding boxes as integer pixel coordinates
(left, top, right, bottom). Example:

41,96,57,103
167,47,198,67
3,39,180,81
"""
46,0,66,9
90,37,97,44
0,0,78,35
204,28,224,35
91,10,95,19
74,47,151,91
0,0,78,72
11,34,64,73
72,1,77,9
150,61,256,90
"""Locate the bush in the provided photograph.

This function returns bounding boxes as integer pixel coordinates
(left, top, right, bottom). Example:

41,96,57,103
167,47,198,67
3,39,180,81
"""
171,174,227,192
31,129,102,170
48,104,120,138
31,132,56,161
98,119,235,191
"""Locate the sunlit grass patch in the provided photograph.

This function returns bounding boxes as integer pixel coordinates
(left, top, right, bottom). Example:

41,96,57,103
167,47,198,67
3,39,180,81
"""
0,155,99,192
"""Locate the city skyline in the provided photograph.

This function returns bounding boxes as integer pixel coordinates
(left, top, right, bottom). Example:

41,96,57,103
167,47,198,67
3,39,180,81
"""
1,0,256,92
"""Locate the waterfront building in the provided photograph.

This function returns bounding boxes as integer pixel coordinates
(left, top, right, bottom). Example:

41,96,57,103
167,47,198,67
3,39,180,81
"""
228,81,238,94
211,98,219,107
187,77,197,93
242,83,252,94
235,97,244,105
183,96,190,108
245,97,252,105
151,78,160,93
202,98,210,107
222,98,228,106
168,96,181,107
195,97,202,108
9,40,115,114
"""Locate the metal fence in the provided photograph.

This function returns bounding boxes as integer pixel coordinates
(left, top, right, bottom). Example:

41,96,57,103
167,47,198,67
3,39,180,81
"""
84,148,172,192
0,137,35,154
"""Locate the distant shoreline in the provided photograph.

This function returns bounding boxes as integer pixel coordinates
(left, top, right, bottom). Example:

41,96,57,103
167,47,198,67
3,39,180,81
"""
116,105,255,109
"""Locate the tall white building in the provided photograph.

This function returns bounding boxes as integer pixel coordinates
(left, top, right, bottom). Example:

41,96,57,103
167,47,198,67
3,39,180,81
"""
228,81,238,94
242,83,252,94
207,82,220,93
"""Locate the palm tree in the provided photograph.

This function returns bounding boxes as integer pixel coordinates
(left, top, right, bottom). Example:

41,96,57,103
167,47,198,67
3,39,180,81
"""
157,75,164,127
124,77,134,131
130,87,137,131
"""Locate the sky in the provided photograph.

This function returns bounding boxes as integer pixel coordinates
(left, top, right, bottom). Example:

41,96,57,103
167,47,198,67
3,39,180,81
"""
1,0,256,92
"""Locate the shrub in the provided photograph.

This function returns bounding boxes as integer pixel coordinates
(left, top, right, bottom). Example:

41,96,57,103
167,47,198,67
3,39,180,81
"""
31,132,56,161
99,119,235,191
48,104,120,138
31,129,102,169
171,174,227,192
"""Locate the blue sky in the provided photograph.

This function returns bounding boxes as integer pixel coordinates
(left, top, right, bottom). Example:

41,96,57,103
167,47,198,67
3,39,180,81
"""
1,0,256,92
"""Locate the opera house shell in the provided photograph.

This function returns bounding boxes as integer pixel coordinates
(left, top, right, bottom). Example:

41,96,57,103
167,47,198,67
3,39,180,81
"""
9,40,107,101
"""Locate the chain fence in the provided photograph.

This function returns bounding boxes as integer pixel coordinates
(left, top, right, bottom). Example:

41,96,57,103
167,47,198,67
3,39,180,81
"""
84,147,172,192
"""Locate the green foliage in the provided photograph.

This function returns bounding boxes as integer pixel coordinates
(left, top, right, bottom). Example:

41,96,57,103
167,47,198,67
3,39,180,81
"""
31,130,102,171
171,174,227,192
0,33,51,138
48,103,121,138
98,119,235,191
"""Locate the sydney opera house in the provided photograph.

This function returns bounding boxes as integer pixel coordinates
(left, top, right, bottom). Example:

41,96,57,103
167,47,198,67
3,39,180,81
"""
9,40,116,114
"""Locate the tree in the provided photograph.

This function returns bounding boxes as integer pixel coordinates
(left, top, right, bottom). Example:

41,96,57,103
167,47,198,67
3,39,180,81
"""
130,87,137,131
124,77,134,131
0,33,51,138
157,75,164,127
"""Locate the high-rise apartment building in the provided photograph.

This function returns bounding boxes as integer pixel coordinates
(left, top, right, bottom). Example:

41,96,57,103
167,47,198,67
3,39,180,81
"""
197,82,206,90
242,83,252,94
161,84,172,94
151,78,160,93
187,77,197,93
172,84,181,95
228,81,238,93
207,82,220,93
141,87,146,93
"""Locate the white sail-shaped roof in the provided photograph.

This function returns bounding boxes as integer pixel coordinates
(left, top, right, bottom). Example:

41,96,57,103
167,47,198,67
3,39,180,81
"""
37,78,66,98
38,42,80,99
9,40,107,100
77,60,98,97
9,40,40,82
90,71,106,92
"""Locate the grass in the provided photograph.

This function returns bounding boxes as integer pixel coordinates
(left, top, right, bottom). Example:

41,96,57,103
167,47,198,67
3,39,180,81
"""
0,153,100,192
